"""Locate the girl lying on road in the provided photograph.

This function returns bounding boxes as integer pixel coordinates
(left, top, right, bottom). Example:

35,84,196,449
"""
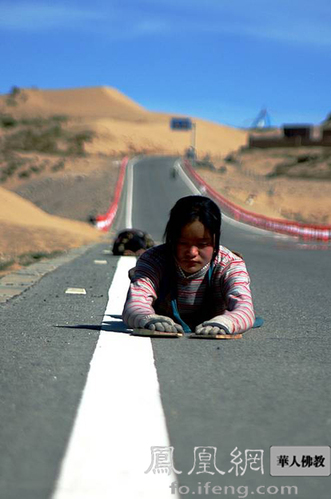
122,195,258,336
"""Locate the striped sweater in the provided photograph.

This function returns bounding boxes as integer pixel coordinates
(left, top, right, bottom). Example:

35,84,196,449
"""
122,244,255,334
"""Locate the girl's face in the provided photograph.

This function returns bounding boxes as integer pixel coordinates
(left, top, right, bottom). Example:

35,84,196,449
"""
176,220,214,274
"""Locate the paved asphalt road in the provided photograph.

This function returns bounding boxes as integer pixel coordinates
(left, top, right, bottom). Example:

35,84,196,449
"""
0,155,330,499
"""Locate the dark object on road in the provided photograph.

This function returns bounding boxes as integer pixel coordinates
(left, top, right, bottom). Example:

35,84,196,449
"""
112,229,155,256
185,146,196,160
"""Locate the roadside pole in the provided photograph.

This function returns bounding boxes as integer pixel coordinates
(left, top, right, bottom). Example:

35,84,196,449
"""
191,122,196,152
170,117,196,161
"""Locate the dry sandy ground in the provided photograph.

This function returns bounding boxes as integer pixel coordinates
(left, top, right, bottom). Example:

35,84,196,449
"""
197,147,331,224
0,86,248,157
0,86,330,275
0,183,105,274
6,154,121,222
0,154,119,275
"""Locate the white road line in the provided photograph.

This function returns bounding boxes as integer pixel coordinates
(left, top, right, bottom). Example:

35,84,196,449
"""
52,256,179,499
176,159,289,239
175,159,201,195
125,159,134,228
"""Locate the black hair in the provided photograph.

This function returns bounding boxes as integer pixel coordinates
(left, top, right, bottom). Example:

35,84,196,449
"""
163,195,222,260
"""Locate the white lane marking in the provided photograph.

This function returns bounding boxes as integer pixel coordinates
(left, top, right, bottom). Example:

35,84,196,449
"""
175,158,201,195
65,288,86,295
125,159,134,228
176,159,290,239
52,256,179,499
93,260,108,264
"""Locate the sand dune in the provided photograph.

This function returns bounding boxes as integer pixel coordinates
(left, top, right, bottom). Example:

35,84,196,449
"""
0,86,150,121
0,186,103,259
87,116,247,157
0,86,248,157
1,185,95,231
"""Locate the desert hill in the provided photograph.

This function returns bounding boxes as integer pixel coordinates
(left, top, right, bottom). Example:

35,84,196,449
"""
0,86,150,121
0,86,247,157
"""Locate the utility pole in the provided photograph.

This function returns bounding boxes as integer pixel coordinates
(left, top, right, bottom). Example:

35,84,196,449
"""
170,117,196,161
191,122,196,151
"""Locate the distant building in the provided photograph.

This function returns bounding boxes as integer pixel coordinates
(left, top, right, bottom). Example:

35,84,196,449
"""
322,124,331,144
248,123,331,148
283,125,311,141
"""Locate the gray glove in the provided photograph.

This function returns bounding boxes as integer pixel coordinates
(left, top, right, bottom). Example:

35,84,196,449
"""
140,315,184,333
195,321,230,336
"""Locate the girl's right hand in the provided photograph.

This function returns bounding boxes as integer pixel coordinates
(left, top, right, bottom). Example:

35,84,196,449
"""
140,315,184,333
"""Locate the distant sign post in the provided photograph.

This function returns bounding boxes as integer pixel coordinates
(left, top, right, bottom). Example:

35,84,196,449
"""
170,117,192,130
170,117,196,160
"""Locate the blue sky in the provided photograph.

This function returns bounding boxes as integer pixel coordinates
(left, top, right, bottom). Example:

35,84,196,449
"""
0,0,330,127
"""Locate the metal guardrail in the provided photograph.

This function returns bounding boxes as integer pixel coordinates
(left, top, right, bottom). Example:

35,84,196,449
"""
183,159,331,242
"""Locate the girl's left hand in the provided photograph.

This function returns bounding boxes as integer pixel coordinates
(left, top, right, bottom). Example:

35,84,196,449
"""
195,321,230,336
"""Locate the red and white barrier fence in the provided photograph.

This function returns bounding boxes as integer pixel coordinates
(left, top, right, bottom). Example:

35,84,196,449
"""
183,159,331,242
95,157,128,232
